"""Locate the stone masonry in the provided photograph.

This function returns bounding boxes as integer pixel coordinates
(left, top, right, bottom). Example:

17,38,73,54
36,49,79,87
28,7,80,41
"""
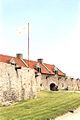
40,75,80,91
0,62,80,104
0,62,39,103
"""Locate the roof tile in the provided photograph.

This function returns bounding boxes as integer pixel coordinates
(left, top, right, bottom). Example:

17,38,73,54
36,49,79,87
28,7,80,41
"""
0,54,64,76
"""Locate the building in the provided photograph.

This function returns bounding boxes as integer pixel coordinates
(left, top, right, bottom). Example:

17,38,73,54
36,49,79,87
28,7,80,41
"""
0,54,80,104
0,54,65,90
0,54,64,75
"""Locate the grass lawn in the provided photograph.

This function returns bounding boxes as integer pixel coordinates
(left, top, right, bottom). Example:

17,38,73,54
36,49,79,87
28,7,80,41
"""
0,91,80,120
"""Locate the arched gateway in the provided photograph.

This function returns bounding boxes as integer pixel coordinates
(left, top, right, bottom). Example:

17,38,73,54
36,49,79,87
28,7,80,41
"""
50,83,58,91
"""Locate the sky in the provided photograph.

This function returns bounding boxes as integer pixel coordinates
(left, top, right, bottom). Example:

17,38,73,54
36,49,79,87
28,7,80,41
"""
0,0,80,78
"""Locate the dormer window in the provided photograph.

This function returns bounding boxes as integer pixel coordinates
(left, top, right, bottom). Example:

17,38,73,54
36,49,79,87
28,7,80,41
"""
35,63,41,73
54,66,58,74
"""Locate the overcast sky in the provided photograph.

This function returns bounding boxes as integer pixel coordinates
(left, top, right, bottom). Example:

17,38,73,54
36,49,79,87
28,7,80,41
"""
0,0,80,78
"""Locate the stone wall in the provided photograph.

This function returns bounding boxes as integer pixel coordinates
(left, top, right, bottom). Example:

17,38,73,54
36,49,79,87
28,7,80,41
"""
0,62,80,104
40,74,80,91
35,73,42,91
0,62,38,103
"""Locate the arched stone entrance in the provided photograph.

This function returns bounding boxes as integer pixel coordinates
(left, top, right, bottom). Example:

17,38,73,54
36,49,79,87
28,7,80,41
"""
50,83,58,91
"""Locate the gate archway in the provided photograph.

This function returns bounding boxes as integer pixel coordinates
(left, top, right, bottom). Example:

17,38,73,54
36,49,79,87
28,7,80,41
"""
50,83,58,91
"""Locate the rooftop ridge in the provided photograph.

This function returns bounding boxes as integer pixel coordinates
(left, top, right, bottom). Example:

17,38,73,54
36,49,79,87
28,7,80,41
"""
0,54,64,76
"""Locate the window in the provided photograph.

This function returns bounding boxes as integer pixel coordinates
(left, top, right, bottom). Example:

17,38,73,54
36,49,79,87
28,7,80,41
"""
40,83,42,87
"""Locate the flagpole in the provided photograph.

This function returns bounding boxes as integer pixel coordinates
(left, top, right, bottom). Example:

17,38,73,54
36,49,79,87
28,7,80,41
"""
28,23,29,68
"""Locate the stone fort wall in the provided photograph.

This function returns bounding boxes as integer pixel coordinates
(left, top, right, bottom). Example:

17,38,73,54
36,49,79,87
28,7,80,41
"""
0,62,40,103
0,62,80,104
40,75,80,91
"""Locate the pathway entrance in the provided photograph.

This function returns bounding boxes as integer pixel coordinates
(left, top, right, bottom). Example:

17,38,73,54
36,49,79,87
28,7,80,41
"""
50,83,58,91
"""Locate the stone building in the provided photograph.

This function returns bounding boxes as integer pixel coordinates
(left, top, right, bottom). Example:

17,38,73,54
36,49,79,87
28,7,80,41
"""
0,54,80,103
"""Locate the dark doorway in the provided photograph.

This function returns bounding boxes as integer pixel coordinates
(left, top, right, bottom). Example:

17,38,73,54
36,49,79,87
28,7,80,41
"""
50,83,58,91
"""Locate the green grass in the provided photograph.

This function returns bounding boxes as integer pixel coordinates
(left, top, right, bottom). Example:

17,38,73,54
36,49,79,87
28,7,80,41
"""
0,91,80,120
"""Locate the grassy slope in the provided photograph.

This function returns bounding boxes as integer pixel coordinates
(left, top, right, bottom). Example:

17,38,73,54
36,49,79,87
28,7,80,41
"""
0,91,80,120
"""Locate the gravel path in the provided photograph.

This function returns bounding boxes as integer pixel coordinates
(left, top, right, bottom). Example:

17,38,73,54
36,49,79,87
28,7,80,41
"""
55,107,80,120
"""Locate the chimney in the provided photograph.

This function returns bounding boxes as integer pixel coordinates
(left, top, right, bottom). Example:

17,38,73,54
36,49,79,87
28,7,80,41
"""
16,53,23,59
37,58,43,64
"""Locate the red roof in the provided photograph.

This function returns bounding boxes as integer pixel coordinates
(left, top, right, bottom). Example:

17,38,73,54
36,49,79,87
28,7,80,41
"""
0,54,64,76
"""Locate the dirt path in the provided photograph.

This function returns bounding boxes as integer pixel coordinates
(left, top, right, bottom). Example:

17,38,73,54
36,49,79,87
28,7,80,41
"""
55,107,80,120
